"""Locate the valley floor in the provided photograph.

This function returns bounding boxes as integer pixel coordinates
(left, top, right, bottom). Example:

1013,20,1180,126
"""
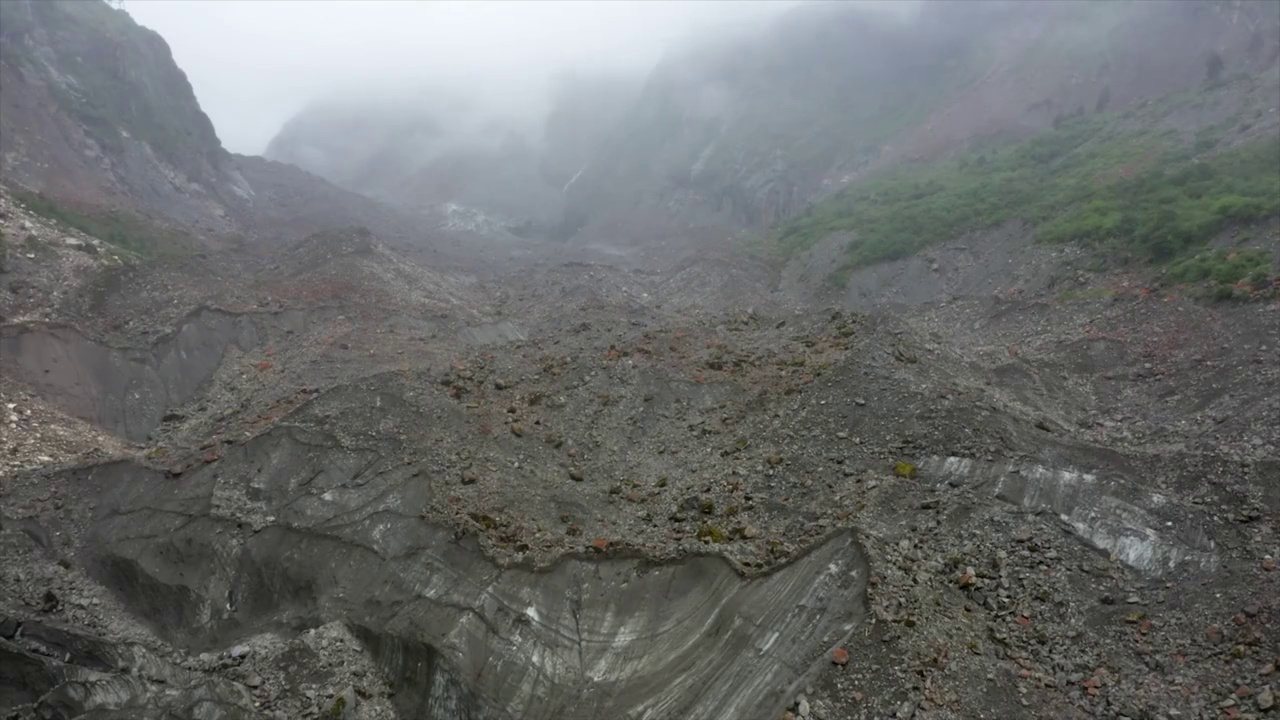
1,188,1277,720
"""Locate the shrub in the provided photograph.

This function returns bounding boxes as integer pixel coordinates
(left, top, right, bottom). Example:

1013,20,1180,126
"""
774,111,1279,279
1167,248,1276,299
697,524,729,543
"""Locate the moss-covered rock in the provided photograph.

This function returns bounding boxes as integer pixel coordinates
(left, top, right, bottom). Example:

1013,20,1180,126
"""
697,524,729,544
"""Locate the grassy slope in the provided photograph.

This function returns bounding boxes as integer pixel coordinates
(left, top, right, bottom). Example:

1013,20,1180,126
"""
774,85,1280,293
15,190,190,257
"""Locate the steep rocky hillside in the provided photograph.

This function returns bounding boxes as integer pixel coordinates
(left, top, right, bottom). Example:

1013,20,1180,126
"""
0,0,508,259
0,0,251,235
539,73,643,196
563,0,1280,250
777,94,1280,303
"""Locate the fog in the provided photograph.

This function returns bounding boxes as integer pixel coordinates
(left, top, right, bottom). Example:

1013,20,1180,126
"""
125,0,806,154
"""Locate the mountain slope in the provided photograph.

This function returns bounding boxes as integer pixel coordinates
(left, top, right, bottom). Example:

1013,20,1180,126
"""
779,98,1280,286
562,0,1280,250
0,0,252,234
0,0,484,259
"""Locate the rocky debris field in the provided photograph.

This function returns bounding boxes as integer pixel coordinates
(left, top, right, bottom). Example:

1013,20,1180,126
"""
1,212,1277,719
0,516,398,720
0,190,133,327
907,294,1280,462
0,378,129,477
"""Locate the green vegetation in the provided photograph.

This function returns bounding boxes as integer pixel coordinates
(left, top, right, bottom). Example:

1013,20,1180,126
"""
1167,248,1276,298
696,524,729,544
775,108,1280,288
893,461,918,479
1033,135,1279,261
16,191,188,257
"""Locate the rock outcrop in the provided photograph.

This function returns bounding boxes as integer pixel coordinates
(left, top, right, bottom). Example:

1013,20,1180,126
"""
0,0,251,234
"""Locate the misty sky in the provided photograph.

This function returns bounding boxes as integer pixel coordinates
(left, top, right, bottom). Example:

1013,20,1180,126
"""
125,0,800,155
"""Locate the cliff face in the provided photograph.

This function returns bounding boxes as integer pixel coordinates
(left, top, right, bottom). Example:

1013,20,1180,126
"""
561,0,1280,247
0,0,253,234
